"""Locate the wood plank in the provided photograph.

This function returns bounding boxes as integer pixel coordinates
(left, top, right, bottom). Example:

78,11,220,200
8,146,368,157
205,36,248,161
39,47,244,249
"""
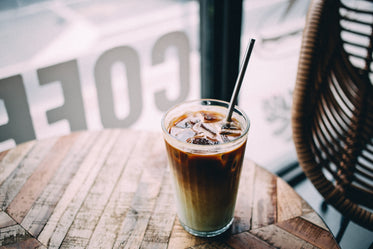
0,138,58,211
21,132,97,237
251,166,277,229
139,241,168,249
61,130,136,248
6,134,78,223
276,177,302,222
250,224,316,249
231,159,256,234
85,131,146,248
276,216,340,249
0,210,16,228
0,150,9,163
188,240,233,249
140,133,175,247
38,130,119,247
0,223,30,247
140,171,176,248
86,131,151,248
113,132,169,249
0,140,35,186
301,199,313,215
0,211,37,247
301,212,329,231
0,237,45,249
226,231,275,249
168,219,208,249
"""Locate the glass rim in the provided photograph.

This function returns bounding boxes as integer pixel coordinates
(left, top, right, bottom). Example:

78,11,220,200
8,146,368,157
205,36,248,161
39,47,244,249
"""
161,98,250,148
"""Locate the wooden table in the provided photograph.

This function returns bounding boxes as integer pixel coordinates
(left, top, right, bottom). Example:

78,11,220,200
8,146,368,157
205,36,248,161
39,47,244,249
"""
0,129,340,248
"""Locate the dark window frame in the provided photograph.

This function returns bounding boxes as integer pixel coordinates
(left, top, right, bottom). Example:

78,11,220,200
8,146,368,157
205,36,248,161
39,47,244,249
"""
199,0,243,102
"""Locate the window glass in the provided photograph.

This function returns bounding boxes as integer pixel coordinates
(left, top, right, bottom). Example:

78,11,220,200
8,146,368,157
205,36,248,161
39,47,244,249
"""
240,0,310,170
0,0,200,151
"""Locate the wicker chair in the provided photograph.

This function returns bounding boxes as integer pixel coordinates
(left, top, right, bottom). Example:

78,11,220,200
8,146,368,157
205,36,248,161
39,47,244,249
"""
292,0,373,241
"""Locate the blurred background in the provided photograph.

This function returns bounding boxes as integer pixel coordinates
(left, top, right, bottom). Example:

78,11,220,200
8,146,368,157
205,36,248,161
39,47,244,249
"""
0,0,372,248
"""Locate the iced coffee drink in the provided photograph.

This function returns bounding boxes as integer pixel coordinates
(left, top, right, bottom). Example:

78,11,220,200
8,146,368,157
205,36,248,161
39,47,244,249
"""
161,99,249,237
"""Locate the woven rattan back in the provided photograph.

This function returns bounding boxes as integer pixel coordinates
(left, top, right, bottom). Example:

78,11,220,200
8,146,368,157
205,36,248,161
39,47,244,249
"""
292,0,373,230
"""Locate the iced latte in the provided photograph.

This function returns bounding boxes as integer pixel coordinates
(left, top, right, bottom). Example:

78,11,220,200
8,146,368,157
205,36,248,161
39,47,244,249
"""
161,99,249,237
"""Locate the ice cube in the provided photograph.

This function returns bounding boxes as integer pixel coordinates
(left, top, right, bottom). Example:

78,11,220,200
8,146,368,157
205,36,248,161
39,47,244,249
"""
219,129,242,137
187,136,214,145
200,111,223,123
201,123,217,136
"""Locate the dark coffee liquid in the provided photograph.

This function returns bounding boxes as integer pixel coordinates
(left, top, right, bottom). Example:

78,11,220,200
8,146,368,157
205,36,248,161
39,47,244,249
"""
165,110,246,232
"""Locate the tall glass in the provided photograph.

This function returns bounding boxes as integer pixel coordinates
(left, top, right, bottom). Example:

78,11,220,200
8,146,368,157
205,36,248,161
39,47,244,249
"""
161,99,250,237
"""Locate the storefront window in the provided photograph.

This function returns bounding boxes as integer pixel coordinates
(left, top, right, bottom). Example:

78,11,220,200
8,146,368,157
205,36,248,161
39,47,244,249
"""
240,0,310,169
0,0,200,151
0,0,310,171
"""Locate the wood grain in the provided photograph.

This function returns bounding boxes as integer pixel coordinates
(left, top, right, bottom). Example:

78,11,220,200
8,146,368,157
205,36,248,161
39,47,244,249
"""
0,129,340,248
276,177,303,222
0,141,35,187
227,232,275,249
6,134,78,224
277,217,340,249
251,166,277,229
250,224,316,249
0,138,57,212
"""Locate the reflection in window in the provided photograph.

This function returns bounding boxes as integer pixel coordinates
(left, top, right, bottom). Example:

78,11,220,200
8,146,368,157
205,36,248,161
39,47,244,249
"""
0,0,200,151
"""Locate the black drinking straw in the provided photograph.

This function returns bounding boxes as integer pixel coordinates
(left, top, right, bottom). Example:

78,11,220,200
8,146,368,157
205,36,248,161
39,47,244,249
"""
225,38,256,123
